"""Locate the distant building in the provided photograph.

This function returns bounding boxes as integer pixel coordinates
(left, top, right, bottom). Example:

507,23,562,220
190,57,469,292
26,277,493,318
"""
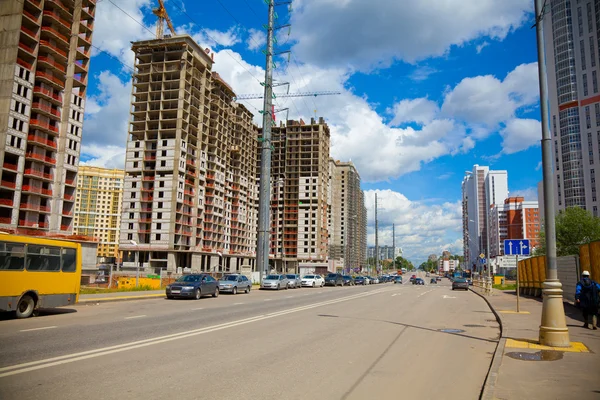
367,245,396,261
488,197,541,258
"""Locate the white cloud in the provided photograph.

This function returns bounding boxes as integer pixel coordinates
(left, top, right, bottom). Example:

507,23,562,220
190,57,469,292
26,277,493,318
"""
246,28,266,51
535,161,542,171
509,187,538,201
80,144,126,170
291,0,532,71
476,41,489,53
196,27,242,48
409,66,438,82
389,98,439,126
499,118,541,154
365,190,463,265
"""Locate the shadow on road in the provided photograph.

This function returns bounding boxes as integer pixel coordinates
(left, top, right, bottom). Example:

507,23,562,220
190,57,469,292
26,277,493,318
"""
0,308,77,321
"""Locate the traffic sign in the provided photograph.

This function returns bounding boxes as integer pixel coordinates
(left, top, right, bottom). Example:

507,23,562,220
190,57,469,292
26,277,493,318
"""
504,239,530,256
479,253,485,259
479,257,486,264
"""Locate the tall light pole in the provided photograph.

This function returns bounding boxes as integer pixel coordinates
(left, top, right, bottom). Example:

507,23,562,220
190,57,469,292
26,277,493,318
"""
534,0,570,347
129,240,139,288
374,193,378,276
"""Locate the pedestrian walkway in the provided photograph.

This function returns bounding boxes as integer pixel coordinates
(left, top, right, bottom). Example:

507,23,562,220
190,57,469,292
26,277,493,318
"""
78,290,165,303
471,286,600,400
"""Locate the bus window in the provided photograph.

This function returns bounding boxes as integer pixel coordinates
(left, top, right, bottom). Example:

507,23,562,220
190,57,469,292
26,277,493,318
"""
27,245,61,272
61,248,77,272
0,242,25,271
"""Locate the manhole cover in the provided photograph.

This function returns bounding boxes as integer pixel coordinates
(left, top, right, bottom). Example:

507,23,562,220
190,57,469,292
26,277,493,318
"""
439,328,465,333
506,351,563,362
464,324,485,327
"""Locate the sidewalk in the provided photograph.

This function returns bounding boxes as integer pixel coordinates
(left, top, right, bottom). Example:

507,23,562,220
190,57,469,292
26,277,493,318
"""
471,286,600,400
78,290,165,303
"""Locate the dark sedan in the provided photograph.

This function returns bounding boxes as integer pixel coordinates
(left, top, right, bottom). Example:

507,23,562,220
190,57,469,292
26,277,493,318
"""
430,278,437,284
412,278,425,285
452,278,469,291
166,274,219,299
393,276,403,284
354,276,367,285
342,275,355,286
324,273,344,286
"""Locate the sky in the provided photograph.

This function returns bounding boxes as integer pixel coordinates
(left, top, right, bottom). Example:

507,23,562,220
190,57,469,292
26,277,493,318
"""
80,0,543,266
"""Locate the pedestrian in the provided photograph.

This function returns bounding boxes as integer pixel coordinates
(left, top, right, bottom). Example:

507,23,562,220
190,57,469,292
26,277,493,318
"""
575,270,600,330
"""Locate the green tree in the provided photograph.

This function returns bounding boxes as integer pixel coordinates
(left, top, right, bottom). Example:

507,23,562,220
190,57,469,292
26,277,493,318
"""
534,207,600,256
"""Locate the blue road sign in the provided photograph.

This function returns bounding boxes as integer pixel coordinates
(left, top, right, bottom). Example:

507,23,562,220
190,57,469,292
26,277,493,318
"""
479,257,486,264
504,239,530,256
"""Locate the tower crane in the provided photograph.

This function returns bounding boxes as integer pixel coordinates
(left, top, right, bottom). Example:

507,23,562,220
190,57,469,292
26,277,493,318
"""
153,0,176,39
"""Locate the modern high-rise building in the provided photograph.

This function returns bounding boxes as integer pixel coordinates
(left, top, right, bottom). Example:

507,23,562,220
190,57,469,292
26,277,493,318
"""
543,0,600,216
74,166,124,263
0,0,95,234
488,197,541,258
328,159,366,272
367,245,398,261
119,35,258,274
462,165,508,270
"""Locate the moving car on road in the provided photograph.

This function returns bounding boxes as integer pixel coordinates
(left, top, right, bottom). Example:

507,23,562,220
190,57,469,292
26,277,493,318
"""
393,276,403,284
166,274,219,299
218,274,251,294
430,278,437,284
286,274,302,288
261,274,289,290
301,274,324,287
452,278,469,291
325,273,344,286
412,278,425,285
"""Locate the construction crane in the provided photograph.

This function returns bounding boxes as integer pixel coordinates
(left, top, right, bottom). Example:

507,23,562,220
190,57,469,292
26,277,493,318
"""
234,91,341,101
153,0,176,39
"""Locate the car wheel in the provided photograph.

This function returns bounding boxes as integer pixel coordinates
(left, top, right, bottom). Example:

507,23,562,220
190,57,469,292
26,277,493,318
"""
232,287,237,295
245,286,250,294
167,295,174,299
312,282,316,288
213,288,219,297
195,288,202,300
16,295,35,319
321,282,324,287
277,284,280,290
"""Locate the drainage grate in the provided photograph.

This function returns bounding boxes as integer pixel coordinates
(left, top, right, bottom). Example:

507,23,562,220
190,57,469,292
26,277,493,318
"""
439,328,465,333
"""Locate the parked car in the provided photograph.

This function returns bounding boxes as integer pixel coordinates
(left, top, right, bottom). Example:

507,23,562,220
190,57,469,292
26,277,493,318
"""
301,274,324,287
412,278,425,285
363,276,371,284
370,276,380,284
354,276,367,285
218,274,251,294
324,273,344,286
452,278,469,291
342,275,355,286
261,274,289,290
286,274,302,289
393,276,403,284
166,274,219,299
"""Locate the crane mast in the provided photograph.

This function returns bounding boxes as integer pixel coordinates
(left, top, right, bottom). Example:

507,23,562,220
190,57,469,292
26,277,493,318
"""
153,0,176,39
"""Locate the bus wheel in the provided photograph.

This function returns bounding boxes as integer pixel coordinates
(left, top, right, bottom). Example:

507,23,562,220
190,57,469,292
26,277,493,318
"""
16,295,35,319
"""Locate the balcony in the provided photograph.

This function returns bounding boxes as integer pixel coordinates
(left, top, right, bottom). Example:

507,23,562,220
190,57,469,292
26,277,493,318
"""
0,199,14,207
24,168,53,181
30,119,59,134
43,10,71,30
33,86,62,104
18,42,36,55
0,217,12,224
142,176,154,181
36,70,65,88
17,58,34,71
65,178,76,186
64,193,74,201
3,162,18,172
143,155,156,161
28,134,57,149
21,25,39,40
62,210,73,217
26,0,42,10
20,203,50,213
19,220,47,229
141,195,153,202
31,102,61,120
39,40,67,60
48,0,73,17
22,185,52,196
37,56,66,73
26,152,56,165
1,181,17,189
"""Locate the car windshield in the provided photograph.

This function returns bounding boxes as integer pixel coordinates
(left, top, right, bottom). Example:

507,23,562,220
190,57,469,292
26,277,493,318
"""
265,275,279,280
303,275,315,279
343,276,351,279
327,274,337,278
455,278,467,283
176,275,202,282
286,275,296,279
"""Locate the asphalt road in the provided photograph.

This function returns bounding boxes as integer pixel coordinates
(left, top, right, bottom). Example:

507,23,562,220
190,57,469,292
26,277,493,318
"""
0,274,499,399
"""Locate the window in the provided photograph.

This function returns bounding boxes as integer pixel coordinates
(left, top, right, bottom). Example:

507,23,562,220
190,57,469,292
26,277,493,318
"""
593,71,598,93
587,2,593,33
61,248,77,272
27,245,61,272
581,40,587,69
155,234,161,240
578,6,584,36
584,73,589,96
590,38,596,67
0,242,25,270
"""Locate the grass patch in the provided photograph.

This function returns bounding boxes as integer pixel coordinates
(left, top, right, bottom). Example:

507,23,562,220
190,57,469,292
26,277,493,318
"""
80,285,157,294
493,283,517,291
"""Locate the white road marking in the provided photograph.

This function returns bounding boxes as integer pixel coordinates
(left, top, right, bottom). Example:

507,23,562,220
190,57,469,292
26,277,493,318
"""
443,295,456,299
391,293,400,297
263,299,272,301
285,296,294,299
0,288,391,378
20,326,57,332
192,307,204,311
124,315,146,320
233,302,245,305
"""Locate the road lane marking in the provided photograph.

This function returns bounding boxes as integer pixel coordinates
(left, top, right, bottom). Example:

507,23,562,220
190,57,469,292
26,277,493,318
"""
20,326,57,332
391,294,400,297
233,302,245,305
124,315,146,320
0,288,392,378
443,295,456,299
285,296,294,298
263,299,272,302
191,307,204,311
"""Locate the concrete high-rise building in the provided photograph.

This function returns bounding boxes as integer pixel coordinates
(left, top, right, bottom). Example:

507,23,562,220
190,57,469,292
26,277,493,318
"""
0,0,95,234
74,166,124,263
260,118,331,274
328,159,366,272
488,197,541,258
462,165,508,270
543,0,600,216
367,245,396,261
119,36,258,274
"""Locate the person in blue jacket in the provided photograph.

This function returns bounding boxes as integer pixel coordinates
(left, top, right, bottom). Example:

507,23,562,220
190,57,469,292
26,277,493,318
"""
575,270,600,330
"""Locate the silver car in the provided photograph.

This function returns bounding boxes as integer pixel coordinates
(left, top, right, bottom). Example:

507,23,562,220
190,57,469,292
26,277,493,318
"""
218,274,252,294
261,274,289,290
285,274,302,288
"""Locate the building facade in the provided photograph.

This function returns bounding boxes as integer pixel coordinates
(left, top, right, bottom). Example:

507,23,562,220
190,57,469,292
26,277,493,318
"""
0,0,95,234
544,0,600,216
74,166,124,263
488,197,541,258
119,36,258,274
367,245,398,261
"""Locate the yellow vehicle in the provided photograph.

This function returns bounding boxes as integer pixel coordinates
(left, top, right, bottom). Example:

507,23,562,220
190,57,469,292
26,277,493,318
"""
0,234,81,318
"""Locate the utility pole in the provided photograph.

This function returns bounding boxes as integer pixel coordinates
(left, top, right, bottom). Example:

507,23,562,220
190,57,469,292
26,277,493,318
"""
392,223,395,272
256,0,276,283
534,0,570,347
375,193,378,276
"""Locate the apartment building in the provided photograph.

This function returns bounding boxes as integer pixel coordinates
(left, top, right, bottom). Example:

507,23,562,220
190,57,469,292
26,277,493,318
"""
74,166,124,263
328,159,367,272
366,245,400,261
119,35,258,274
543,0,600,216
488,197,541,258
0,0,95,234
462,165,508,269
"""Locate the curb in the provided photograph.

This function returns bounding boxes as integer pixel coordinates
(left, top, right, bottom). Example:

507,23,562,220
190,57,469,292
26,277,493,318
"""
469,287,506,400
78,293,165,304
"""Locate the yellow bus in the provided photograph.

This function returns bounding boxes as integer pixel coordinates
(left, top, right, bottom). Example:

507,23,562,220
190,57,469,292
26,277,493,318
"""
0,234,82,318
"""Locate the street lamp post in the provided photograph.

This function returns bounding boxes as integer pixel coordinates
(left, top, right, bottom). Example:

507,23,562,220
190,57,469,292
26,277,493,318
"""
129,240,139,288
534,0,570,347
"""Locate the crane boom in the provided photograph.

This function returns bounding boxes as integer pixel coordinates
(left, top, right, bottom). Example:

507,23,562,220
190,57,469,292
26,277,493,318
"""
234,91,341,100
153,0,176,39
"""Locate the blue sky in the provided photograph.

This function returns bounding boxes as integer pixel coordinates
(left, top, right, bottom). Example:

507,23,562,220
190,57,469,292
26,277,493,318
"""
81,0,541,265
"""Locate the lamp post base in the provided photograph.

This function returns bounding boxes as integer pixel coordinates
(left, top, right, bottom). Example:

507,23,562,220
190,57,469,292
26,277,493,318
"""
539,279,570,347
